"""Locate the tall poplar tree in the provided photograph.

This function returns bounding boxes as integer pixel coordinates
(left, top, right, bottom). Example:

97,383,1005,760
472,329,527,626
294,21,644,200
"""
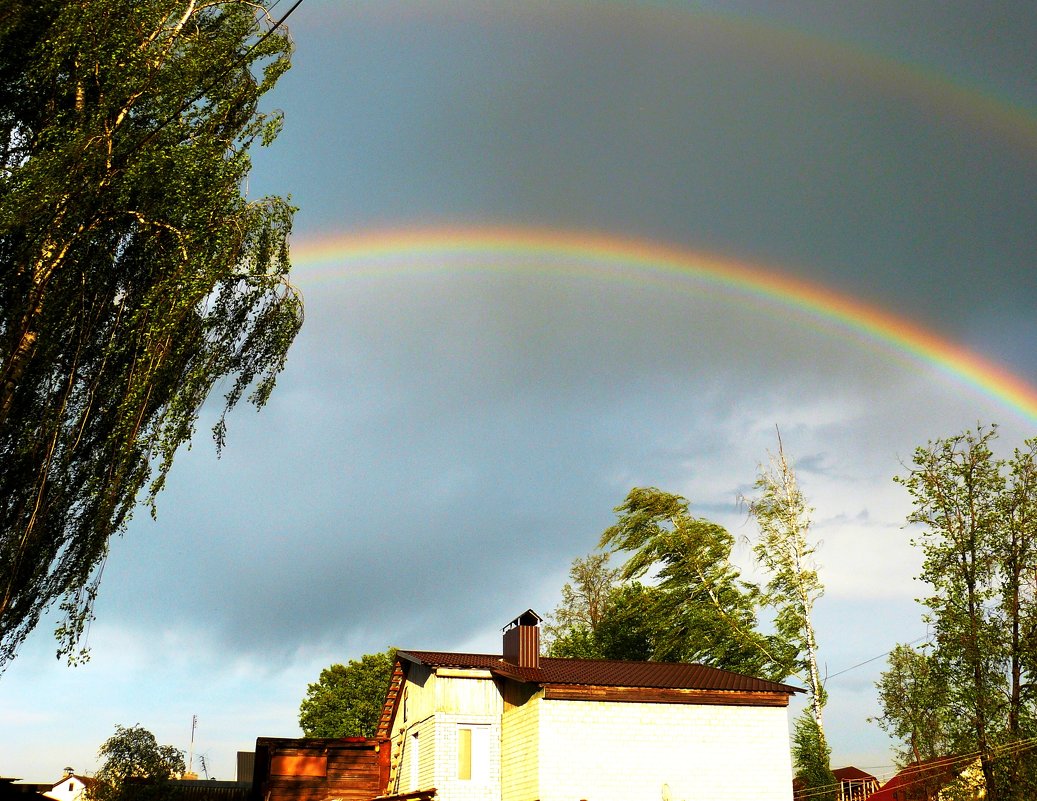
895,426,1037,801
0,1,301,668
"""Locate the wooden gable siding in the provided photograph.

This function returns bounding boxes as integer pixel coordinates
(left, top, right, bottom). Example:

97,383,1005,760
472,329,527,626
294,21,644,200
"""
251,738,388,801
434,670,502,716
542,684,792,706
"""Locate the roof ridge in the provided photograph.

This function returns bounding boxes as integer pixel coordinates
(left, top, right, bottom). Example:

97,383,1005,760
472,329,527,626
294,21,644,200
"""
396,649,802,694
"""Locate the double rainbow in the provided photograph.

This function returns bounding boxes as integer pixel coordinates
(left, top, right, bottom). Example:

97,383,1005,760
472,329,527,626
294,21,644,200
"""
292,226,1037,425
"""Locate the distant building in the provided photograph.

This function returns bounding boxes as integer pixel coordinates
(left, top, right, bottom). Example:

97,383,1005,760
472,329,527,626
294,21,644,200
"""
832,766,880,801
235,753,255,786
0,778,48,801
868,757,985,801
42,773,94,801
171,779,251,801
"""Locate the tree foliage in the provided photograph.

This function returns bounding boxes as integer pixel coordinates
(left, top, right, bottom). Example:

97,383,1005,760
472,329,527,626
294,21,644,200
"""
543,553,657,661
891,426,1037,801
873,643,954,766
591,581,658,661
544,552,619,639
744,436,827,727
299,648,397,738
0,0,301,668
599,487,796,681
791,713,837,801
88,724,185,801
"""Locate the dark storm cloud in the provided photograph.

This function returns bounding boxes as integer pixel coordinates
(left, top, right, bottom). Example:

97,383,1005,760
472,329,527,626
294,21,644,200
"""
96,263,1002,656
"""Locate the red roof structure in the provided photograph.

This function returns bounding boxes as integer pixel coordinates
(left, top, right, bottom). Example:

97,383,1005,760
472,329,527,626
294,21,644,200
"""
833,767,878,782
397,650,802,694
867,757,976,801
831,766,880,801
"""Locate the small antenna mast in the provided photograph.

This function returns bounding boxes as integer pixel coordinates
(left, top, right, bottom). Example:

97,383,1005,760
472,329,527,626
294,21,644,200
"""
187,715,197,776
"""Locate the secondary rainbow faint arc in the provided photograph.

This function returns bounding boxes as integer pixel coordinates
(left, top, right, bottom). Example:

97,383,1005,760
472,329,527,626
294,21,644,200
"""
292,226,1037,425
347,2,1037,156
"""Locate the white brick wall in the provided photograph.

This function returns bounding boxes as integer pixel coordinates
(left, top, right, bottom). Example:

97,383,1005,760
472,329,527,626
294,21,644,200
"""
396,715,436,794
536,699,794,801
432,713,501,801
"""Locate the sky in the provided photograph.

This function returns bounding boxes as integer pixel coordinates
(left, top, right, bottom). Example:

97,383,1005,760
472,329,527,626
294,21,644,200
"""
3,0,1037,787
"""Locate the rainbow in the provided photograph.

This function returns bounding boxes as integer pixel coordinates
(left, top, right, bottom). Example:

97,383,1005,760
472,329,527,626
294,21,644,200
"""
337,2,1037,156
291,226,1037,425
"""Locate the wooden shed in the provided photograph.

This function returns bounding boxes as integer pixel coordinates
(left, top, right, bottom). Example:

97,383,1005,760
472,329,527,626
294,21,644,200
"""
249,737,388,801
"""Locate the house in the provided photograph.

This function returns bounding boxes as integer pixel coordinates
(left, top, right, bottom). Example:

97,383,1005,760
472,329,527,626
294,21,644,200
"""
42,774,94,801
832,766,880,801
377,609,801,801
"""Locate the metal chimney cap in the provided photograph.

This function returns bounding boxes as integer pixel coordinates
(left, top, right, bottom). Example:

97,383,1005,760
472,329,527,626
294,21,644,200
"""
502,609,542,631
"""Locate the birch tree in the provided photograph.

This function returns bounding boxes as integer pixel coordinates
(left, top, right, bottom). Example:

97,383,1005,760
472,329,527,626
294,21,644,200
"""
745,435,826,726
0,1,301,668
744,434,834,797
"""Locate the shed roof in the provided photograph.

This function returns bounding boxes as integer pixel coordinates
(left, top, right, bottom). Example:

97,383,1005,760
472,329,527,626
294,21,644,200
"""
397,650,801,694
832,766,878,782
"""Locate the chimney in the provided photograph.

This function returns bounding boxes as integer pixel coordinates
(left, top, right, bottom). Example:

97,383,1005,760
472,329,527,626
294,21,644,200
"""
502,609,542,669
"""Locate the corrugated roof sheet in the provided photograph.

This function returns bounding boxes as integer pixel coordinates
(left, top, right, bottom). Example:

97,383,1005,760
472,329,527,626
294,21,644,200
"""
397,650,801,694
832,766,878,782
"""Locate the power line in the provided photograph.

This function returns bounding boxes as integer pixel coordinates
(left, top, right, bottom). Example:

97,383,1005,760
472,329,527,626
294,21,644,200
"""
825,635,930,680
795,737,1037,801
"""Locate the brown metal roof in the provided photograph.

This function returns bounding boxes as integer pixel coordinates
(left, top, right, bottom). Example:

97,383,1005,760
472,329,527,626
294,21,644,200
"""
832,766,878,782
397,650,801,694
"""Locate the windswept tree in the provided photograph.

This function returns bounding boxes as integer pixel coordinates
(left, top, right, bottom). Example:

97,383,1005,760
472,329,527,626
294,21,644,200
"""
745,438,826,720
0,1,302,668
600,487,795,680
873,643,954,766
